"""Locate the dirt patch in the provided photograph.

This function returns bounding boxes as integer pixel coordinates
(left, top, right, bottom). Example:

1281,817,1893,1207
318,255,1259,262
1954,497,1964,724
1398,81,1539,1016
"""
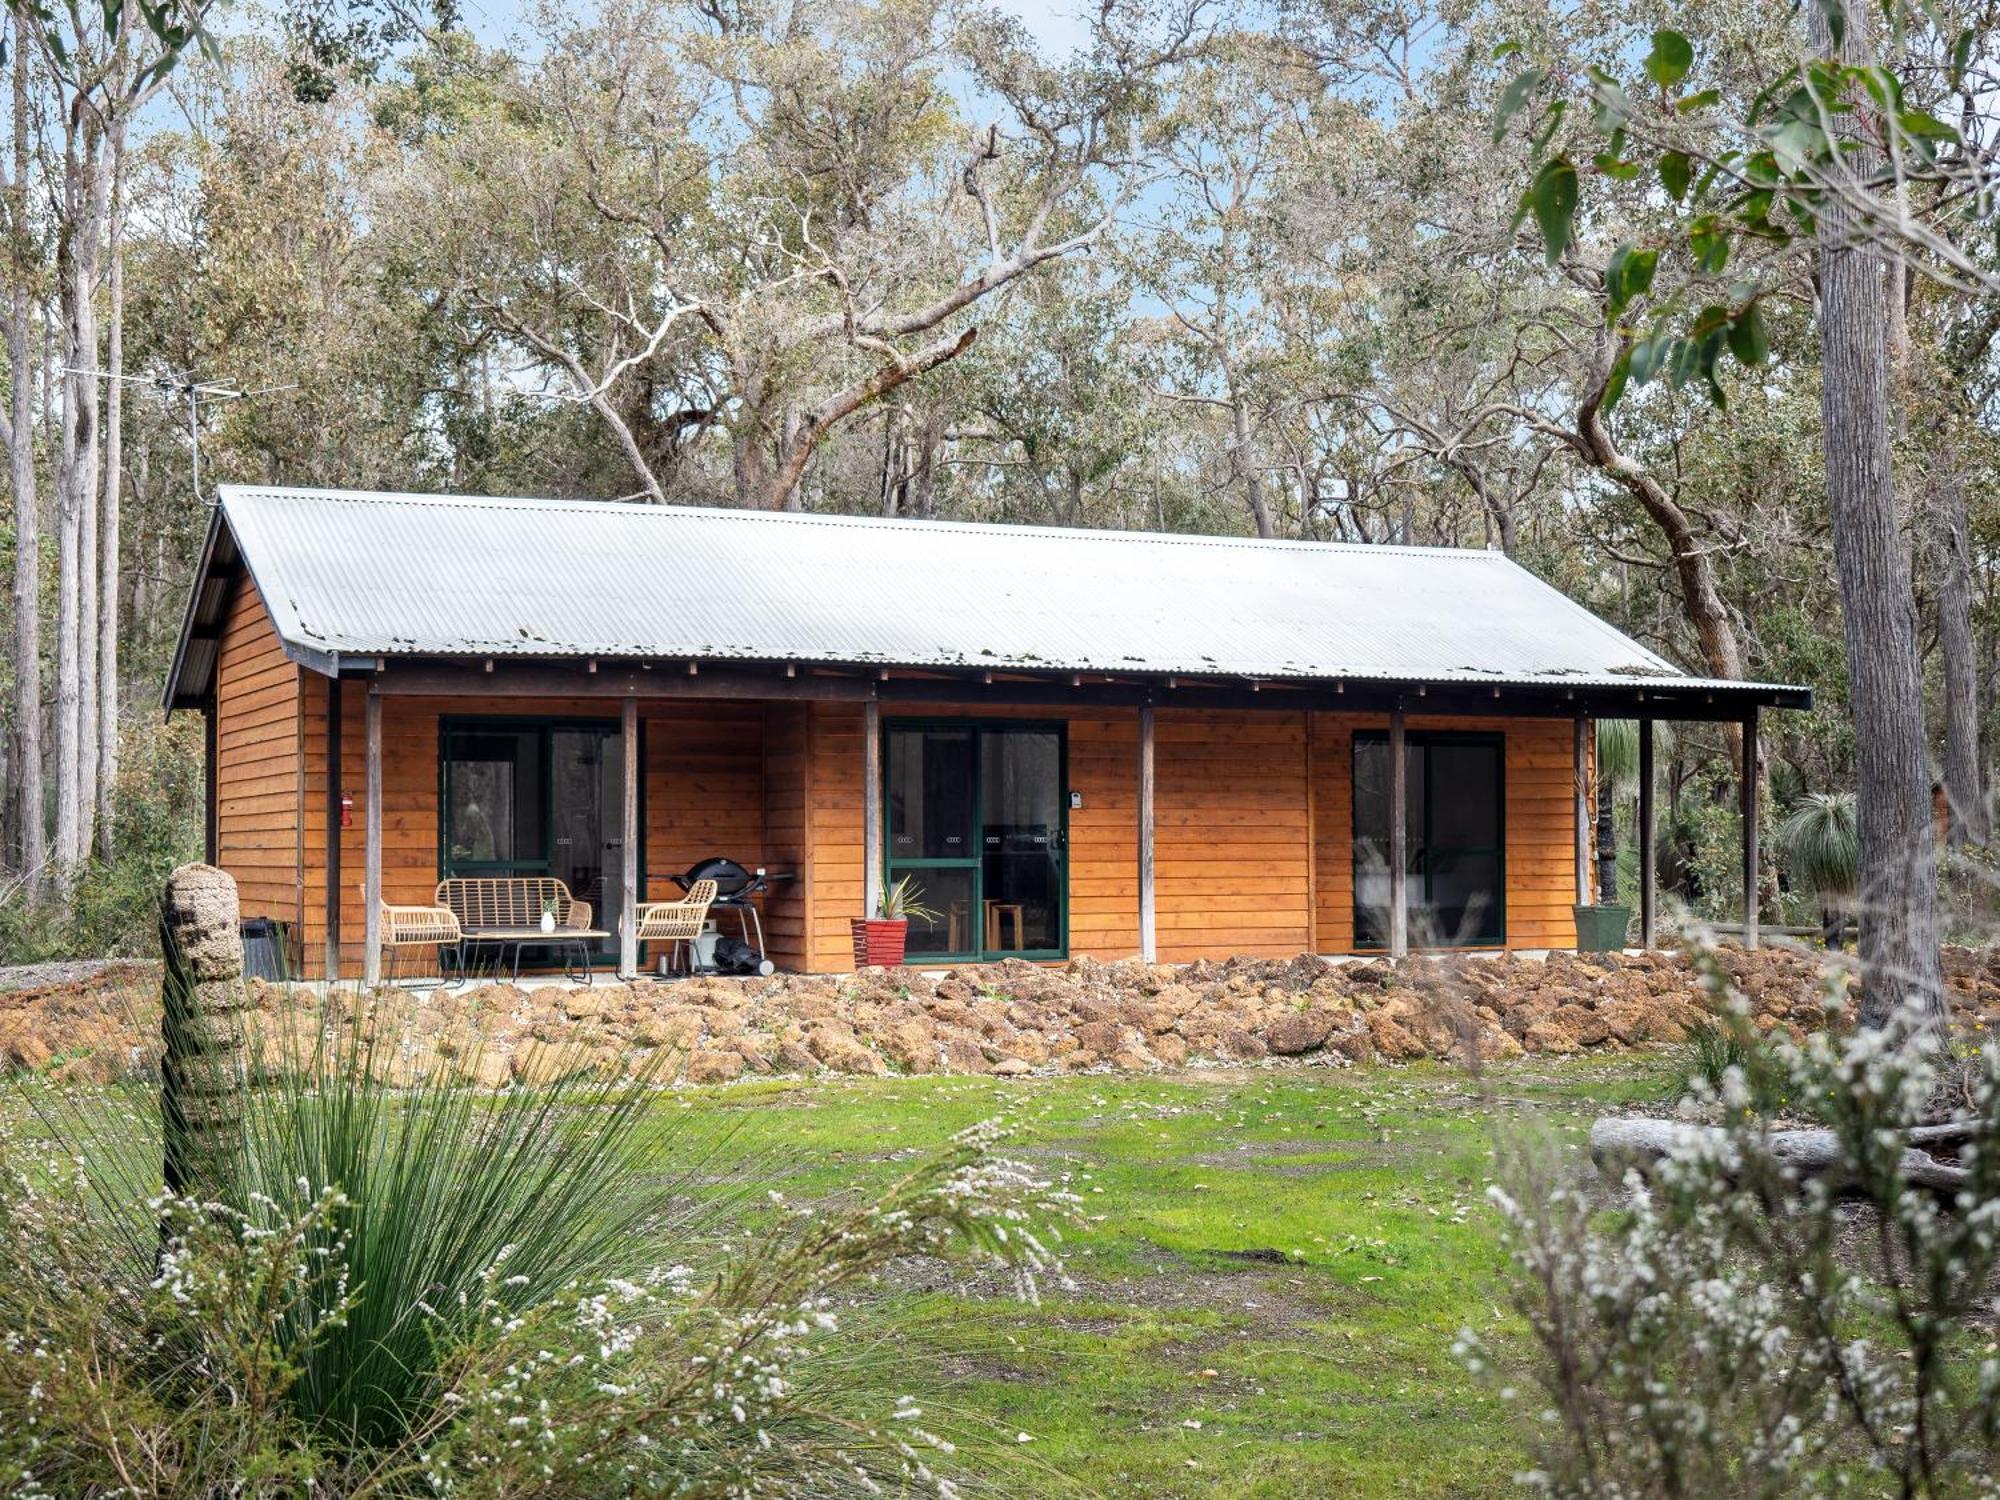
5,944,1998,1084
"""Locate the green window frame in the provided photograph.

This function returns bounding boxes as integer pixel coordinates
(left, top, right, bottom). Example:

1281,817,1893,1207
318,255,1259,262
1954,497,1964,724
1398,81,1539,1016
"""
881,718,1070,963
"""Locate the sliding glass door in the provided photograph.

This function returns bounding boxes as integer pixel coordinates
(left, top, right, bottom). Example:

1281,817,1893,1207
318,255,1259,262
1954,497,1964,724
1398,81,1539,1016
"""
441,718,628,955
884,721,1066,961
1352,731,1504,948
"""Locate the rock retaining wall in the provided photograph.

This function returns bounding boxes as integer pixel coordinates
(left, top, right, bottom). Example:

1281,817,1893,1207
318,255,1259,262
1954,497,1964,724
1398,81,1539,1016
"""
8,945,2000,1085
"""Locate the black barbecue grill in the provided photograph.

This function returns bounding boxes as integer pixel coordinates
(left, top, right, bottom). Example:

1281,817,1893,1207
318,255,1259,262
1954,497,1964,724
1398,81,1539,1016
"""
670,858,794,973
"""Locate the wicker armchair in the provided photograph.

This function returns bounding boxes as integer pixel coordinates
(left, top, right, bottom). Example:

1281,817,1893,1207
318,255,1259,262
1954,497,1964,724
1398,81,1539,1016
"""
365,885,464,983
631,879,717,974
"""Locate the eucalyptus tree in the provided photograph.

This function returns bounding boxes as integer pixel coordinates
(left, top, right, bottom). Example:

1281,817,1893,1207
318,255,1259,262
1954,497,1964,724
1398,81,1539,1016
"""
1126,33,1325,537
1493,0,2000,1022
384,0,1206,512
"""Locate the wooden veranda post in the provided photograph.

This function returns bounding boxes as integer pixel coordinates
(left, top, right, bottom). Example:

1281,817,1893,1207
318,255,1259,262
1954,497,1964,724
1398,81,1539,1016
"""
621,698,639,979
325,679,342,981
1388,706,1408,960
1573,716,1589,909
1638,716,1656,949
362,688,382,986
862,700,883,919
1742,706,1760,950
1138,704,1157,963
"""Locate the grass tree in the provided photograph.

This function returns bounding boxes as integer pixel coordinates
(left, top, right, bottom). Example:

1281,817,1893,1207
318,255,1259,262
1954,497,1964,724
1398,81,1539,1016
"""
1777,791,1860,948
1591,719,1676,907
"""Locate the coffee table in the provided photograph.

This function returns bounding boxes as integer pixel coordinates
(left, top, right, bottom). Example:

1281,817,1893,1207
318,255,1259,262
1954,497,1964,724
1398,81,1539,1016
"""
460,925,611,985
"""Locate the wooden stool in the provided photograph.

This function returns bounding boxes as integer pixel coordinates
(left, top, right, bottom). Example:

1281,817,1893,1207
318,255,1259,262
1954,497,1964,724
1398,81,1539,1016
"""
984,901,1024,951
946,902,968,953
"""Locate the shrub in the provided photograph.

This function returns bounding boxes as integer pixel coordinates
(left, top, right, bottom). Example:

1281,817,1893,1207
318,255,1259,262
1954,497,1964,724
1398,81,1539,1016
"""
1464,986,2000,1498
0,988,1071,1494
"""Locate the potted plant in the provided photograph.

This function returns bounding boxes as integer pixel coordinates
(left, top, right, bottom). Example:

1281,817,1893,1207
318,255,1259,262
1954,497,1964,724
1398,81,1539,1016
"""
539,895,558,934
852,876,938,968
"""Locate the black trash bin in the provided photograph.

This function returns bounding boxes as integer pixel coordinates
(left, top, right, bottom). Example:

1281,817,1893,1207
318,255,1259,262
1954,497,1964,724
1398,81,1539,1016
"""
240,917,291,981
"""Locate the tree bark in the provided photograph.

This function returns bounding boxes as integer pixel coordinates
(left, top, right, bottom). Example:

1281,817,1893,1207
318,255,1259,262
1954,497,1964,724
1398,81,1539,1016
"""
1811,3,1944,1027
752,328,976,511
3,27,44,892
1595,763,1617,905
96,123,126,858
1589,1116,1974,1195
1229,384,1275,538
160,863,248,1199
1573,342,1744,685
1933,463,1984,845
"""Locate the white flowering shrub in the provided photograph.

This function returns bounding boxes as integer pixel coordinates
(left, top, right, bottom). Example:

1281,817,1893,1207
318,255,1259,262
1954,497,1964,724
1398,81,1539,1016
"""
0,992,1075,1497
1461,970,2000,1499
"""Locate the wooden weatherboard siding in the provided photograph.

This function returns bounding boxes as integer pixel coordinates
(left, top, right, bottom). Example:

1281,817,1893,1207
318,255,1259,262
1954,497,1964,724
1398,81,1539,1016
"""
1153,709,1312,962
1312,713,1582,952
207,604,1590,976
212,578,304,943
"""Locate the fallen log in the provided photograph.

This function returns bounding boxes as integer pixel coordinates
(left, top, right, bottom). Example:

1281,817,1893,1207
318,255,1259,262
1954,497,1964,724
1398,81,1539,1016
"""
1589,1116,1974,1195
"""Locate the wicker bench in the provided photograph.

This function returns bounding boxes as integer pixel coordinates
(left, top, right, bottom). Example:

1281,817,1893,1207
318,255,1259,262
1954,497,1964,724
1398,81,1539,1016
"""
436,877,607,984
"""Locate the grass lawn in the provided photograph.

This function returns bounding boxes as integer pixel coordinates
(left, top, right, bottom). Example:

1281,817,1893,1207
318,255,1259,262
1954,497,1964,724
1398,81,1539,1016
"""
658,1056,1665,1498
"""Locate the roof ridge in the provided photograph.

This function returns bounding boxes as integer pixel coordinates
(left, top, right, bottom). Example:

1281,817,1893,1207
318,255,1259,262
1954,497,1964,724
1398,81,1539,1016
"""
216,484,1509,562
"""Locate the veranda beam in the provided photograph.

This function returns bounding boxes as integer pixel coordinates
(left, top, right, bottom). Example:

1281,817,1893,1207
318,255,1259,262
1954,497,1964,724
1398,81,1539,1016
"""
1138,704,1157,963
363,688,382,986
1389,706,1408,960
620,698,639,979
1638,716,1656,949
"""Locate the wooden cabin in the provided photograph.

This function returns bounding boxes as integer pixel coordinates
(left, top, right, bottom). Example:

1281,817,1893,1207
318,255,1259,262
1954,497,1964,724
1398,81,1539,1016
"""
164,486,1810,980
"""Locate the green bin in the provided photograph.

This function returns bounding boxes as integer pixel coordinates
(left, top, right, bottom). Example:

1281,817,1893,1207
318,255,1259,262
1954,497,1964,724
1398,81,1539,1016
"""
1572,904,1632,953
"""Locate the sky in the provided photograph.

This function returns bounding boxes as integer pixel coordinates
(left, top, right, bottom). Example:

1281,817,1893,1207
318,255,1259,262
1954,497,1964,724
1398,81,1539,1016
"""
455,0,1098,58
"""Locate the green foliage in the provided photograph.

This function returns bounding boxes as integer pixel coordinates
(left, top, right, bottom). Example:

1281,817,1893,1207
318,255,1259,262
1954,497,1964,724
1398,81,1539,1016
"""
0,717,205,963
0,986,1068,1492
880,873,941,924
1593,719,1676,797
1472,964,2000,1495
1671,1009,1795,1119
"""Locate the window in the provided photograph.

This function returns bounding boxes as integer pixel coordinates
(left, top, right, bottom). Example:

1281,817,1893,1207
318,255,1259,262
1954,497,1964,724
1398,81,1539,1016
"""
1353,732,1504,947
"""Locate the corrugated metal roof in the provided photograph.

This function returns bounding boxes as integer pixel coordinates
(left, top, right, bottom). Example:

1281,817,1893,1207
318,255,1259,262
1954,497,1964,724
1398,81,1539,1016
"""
201,484,1797,698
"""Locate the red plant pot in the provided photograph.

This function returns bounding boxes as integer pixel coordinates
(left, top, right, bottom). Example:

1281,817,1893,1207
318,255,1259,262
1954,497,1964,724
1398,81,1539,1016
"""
852,917,909,968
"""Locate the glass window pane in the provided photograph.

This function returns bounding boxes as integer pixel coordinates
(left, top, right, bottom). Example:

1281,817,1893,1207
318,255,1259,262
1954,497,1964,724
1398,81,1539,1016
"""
549,728,620,924
1428,743,1501,849
445,730,543,865
1425,849,1504,946
902,867,976,958
1352,734,1501,948
887,728,974,860
981,730,1061,952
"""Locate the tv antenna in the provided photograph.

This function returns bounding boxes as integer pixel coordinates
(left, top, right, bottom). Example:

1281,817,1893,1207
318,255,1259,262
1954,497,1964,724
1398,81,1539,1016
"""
62,368,299,504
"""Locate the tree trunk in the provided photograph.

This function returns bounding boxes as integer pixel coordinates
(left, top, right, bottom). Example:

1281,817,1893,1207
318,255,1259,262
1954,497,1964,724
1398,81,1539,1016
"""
1229,390,1275,538
97,128,126,858
160,862,248,1199
1811,3,1944,1028
4,28,43,893
1596,766,1617,905
1934,463,1984,845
